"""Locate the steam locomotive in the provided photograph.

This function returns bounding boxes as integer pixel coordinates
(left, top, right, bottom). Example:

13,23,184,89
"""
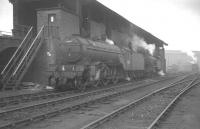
47,36,161,90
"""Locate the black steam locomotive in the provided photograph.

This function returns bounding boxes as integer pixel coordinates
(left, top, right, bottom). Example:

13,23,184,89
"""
47,36,161,90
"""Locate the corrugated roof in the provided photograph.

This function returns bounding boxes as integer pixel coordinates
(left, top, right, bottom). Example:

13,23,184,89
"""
95,0,168,46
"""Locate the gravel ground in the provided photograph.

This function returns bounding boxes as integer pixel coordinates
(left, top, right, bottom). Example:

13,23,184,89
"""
0,82,133,109
94,80,191,129
18,76,183,129
0,80,151,110
0,80,159,125
155,83,200,129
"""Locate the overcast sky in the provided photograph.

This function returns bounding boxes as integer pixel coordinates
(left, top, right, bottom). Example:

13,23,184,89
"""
0,0,12,32
0,0,200,51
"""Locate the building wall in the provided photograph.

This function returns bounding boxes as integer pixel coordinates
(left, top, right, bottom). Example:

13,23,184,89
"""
37,8,79,40
0,37,21,52
23,39,49,85
165,50,194,72
37,9,60,32
193,51,200,71
59,9,79,40
90,21,106,39
165,51,189,67
0,47,17,72
111,30,131,48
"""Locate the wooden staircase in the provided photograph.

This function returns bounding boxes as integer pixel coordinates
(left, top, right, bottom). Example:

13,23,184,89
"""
0,26,45,90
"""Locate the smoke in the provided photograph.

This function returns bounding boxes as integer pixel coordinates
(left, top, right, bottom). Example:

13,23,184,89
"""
131,35,155,55
181,50,197,64
158,70,165,76
105,38,114,45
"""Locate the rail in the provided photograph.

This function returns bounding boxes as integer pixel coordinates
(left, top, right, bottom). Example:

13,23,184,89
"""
80,75,196,129
0,75,181,128
147,76,200,129
0,75,178,108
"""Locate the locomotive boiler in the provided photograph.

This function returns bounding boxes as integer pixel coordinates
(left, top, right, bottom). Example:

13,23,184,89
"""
47,36,159,90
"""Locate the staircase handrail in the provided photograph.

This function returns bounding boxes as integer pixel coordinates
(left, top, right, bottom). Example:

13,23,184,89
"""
12,25,44,76
1,27,33,75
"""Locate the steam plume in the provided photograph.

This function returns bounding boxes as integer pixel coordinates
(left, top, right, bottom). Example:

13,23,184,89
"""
131,35,155,55
158,70,165,76
181,50,197,64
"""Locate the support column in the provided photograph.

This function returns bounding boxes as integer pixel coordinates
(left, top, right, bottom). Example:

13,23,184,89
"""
160,46,166,73
75,0,81,15
76,0,82,35
12,0,20,37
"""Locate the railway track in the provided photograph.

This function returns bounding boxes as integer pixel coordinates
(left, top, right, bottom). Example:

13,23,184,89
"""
0,75,176,108
80,74,199,129
147,76,200,129
0,81,140,108
0,75,187,129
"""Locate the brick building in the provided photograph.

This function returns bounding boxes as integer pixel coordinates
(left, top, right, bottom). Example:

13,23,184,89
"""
9,0,165,44
7,0,167,69
165,50,199,72
1,0,167,87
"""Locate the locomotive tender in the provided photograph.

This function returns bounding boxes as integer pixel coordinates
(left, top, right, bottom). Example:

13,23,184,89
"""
47,36,161,90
